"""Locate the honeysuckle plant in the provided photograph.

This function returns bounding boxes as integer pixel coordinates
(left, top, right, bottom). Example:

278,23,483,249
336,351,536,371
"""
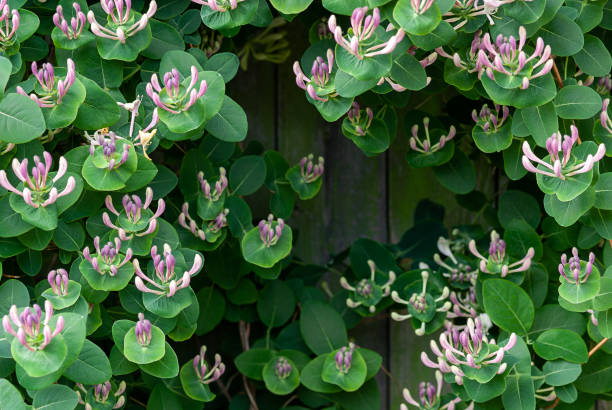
75,380,127,410
468,230,534,278
340,259,396,314
80,236,134,291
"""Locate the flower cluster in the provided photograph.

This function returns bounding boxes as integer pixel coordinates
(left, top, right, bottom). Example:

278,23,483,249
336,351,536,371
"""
258,214,285,247
192,0,244,12
422,318,516,384
0,0,19,48
391,270,451,335
17,59,77,108
0,152,76,208
76,381,127,410
134,244,203,297
340,260,396,313
436,31,485,75
409,118,456,154
472,103,509,132
477,26,553,89
410,0,435,15
401,371,463,410
2,301,64,352
88,131,131,171
47,269,69,297
558,247,595,285
347,102,373,136
522,126,606,179
293,49,335,102
334,343,356,374
328,7,405,60
469,231,534,277
134,312,152,346
193,345,225,383
444,0,514,29
274,357,292,379
53,3,86,40
448,289,479,319
299,154,325,183
434,237,477,288
103,187,166,240
146,66,208,114
601,98,612,135
596,75,611,95
88,0,157,44
198,167,228,201
83,237,133,276
178,203,229,241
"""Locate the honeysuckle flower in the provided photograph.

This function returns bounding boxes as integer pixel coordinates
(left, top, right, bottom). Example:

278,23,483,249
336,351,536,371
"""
522,126,606,179
472,103,509,132
346,102,373,136
191,0,244,11
293,49,336,102
443,0,514,29
317,18,332,40
558,247,595,285
88,131,131,171
434,237,477,288
209,208,229,232
601,98,612,134
258,214,285,247
468,231,534,277
340,259,396,313
436,31,485,75
328,7,405,60
0,142,15,155
103,187,166,240
2,301,64,352
146,65,207,114
391,270,451,335
198,167,228,201
299,154,324,183
76,380,126,409
421,318,516,384
477,26,553,89
178,203,206,240
0,1,19,48
53,3,86,40
201,29,222,57
335,343,356,374
134,243,203,297
410,0,435,15
409,117,456,154
87,0,157,44
0,152,76,209
596,75,611,95
48,269,69,297
377,76,408,91
447,288,478,319
587,309,598,326
193,345,225,383
401,371,463,410
17,59,76,108
275,357,292,379
83,236,133,276
134,312,152,346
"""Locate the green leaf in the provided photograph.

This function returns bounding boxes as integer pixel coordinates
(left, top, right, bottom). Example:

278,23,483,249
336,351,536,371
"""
241,224,292,268
573,34,612,77
544,360,582,386
73,75,121,130
498,190,540,229
229,155,266,196
471,122,513,153
393,0,441,35
262,356,301,395
520,102,558,146
481,73,556,108
0,56,12,95
300,301,347,355
53,219,85,251
501,372,535,410
558,263,600,304
122,324,165,364
141,19,184,60
537,14,584,56
534,329,588,363
504,0,546,23
0,93,45,143
0,279,29,316
482,279,534,335
235,348,276,381
269,0,313,14
0,379,25,410
205,95,248,142
203,52,239,82
180,360,216,401
463,374,506,402
543,187,595,227
11,334,67,377
32,384,78,410
63,339,111,385
504,219,543,260
432,150,476,194
389,54,428,91
139,342,179,379
257,280,296,327
196,286,225,335
321,348,367,392
554,85,602,120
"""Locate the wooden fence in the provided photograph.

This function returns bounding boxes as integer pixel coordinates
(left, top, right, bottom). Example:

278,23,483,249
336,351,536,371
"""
227,20,496,409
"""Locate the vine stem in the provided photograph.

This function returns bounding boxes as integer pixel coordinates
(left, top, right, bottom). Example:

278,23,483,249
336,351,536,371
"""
239,321,259,410
589,337,609,357
552,58,564,89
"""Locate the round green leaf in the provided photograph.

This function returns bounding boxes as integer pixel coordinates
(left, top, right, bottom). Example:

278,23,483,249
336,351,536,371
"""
241,224,292,268
534,329,588,363
229,155,266,196
299,301,348,355
263,356,300,395
257,280,296,328
554,85,602,120
482,279,534,335
123,324,165,364
321,349,367,392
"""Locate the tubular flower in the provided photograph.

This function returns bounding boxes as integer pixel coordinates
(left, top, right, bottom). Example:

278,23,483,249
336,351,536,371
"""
401,371,463,410
410,0,435,14
469,231,534,277
87,131,131,171
198,167,228,201
328,7,405,60
447,288,479,319
178,203,206,240
346,102,373,136
258,214,285,247
83,236,133,276
0,152,76,209
335,343,356,374
193,345,225,384
47,269,69,297
134,243,203,297
436,31,485,75
477,26,553,89
293,49,336,102
17,59,77,108
2,301,64,352
209,209,229,233
299,154,324,183
134,312,152,346
275,357,292,379
340,260,396,313
421,318,516,385
391,271,451,335
87,0,157,44
596,75,611,95
522,126,606,179
472,103,509,132
192,0,244,11
444,0,514,29
558,247,595,285
434,237,477,288
0,1,19,49
146,65,207,114
103,187,166,240
601,98,612,135
53,3,86,40
409,117,456,154
75,380,127,409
